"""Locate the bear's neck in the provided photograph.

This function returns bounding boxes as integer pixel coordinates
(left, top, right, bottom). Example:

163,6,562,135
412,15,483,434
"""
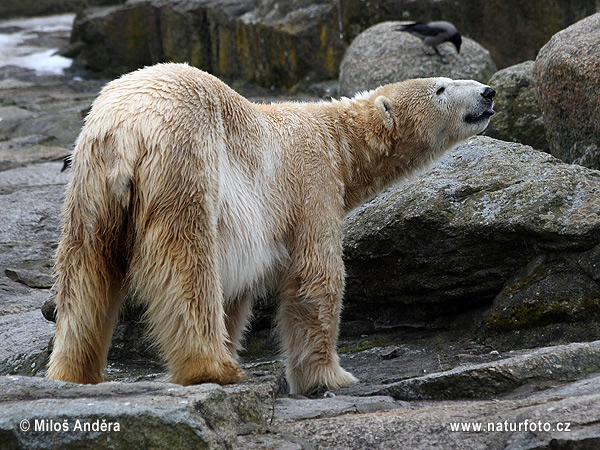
315,99,436,212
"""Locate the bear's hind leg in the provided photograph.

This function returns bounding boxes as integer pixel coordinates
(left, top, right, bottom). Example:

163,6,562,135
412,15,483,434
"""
48,237,126,384
130,202,245,386
224,293,253,359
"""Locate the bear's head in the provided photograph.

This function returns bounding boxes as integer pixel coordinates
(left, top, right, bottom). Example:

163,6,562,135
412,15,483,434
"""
372,77,495,152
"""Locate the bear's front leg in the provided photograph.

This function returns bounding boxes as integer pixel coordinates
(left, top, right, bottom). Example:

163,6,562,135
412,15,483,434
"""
277,215,358,395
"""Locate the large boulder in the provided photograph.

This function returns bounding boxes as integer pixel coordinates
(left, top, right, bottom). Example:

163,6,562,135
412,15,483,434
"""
338,21,497,97
534,12,600,170
342,136,600,343
339,0,598,69
485,61,547,151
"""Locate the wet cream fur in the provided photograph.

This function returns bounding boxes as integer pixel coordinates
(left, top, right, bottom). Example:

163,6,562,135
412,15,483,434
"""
48,63,492,395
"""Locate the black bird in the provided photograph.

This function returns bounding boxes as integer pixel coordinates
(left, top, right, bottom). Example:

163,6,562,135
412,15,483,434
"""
397,21,462,60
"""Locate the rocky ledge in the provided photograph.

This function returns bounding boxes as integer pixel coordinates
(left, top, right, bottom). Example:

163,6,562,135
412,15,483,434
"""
3,341,600,449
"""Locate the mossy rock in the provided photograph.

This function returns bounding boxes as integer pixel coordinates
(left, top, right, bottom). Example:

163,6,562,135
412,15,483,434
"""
485,61,548,151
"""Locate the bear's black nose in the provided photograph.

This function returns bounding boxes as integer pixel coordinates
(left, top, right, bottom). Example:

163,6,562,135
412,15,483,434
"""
481,87,496,100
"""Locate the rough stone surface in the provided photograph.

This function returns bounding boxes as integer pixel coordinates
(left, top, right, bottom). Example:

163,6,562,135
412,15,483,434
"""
0,311,54,363
0,73,104,150
5,260,55,289
339,0,598,69
375,341,600,400
485,61,547,151
483,248,600,350
0,161,66,365
534,12,600,170
0,0,123,19
342,136,600,339
68,0,598,89
0,376,264,450
70,0,345,88
0,136,66,171
274,386,600,450
275,395,404,420
339,21,497,97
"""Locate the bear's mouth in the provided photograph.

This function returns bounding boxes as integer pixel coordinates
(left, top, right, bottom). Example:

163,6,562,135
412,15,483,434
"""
465,107,495,124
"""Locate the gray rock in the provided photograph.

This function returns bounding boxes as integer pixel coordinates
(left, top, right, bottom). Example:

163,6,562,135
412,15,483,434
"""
339,21,497,97
342,136,600,338
531,372,600,399
0,136,66,171
40,296,56,322
275,395,405,421
483,249,600,349
5,260,54,289
0,163,67,270
67,0,598,91
0,310,54,362
0,106,36,131
485,61,547,151
0,69,104,149
335,337,507,397
338,0,597,70
375,340,600,400
0,0,123,19
0,375,264,449
70,0,345,88
534,12,600,170
0,347,50,377
276,386,600,450
0,162,67,365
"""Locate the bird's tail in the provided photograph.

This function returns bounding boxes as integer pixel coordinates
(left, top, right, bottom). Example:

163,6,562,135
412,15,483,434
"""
397,22,419,31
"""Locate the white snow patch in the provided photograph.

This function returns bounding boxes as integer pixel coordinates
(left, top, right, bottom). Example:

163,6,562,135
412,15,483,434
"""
0,14,75,75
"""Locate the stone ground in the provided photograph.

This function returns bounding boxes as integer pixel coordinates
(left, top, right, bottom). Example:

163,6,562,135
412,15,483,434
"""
1,13,600,450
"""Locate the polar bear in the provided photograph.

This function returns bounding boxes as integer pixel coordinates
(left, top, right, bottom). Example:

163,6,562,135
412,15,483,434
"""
47,63,494,395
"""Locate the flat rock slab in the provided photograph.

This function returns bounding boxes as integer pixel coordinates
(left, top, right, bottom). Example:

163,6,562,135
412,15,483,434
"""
275,395,406,421
0,162,68,269
0,137,67,171
0,162,67,362
274,388,600,450
0,311,53,362
0,376,264,449
374,340,600,400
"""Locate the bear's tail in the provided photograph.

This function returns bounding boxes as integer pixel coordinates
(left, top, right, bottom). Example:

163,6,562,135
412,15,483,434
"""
48,129,133,384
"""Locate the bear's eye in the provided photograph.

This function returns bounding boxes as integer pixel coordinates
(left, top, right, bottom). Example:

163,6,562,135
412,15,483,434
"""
436,86,446,96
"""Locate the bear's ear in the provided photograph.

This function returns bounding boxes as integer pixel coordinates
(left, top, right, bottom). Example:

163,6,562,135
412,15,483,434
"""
374,95,394,128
